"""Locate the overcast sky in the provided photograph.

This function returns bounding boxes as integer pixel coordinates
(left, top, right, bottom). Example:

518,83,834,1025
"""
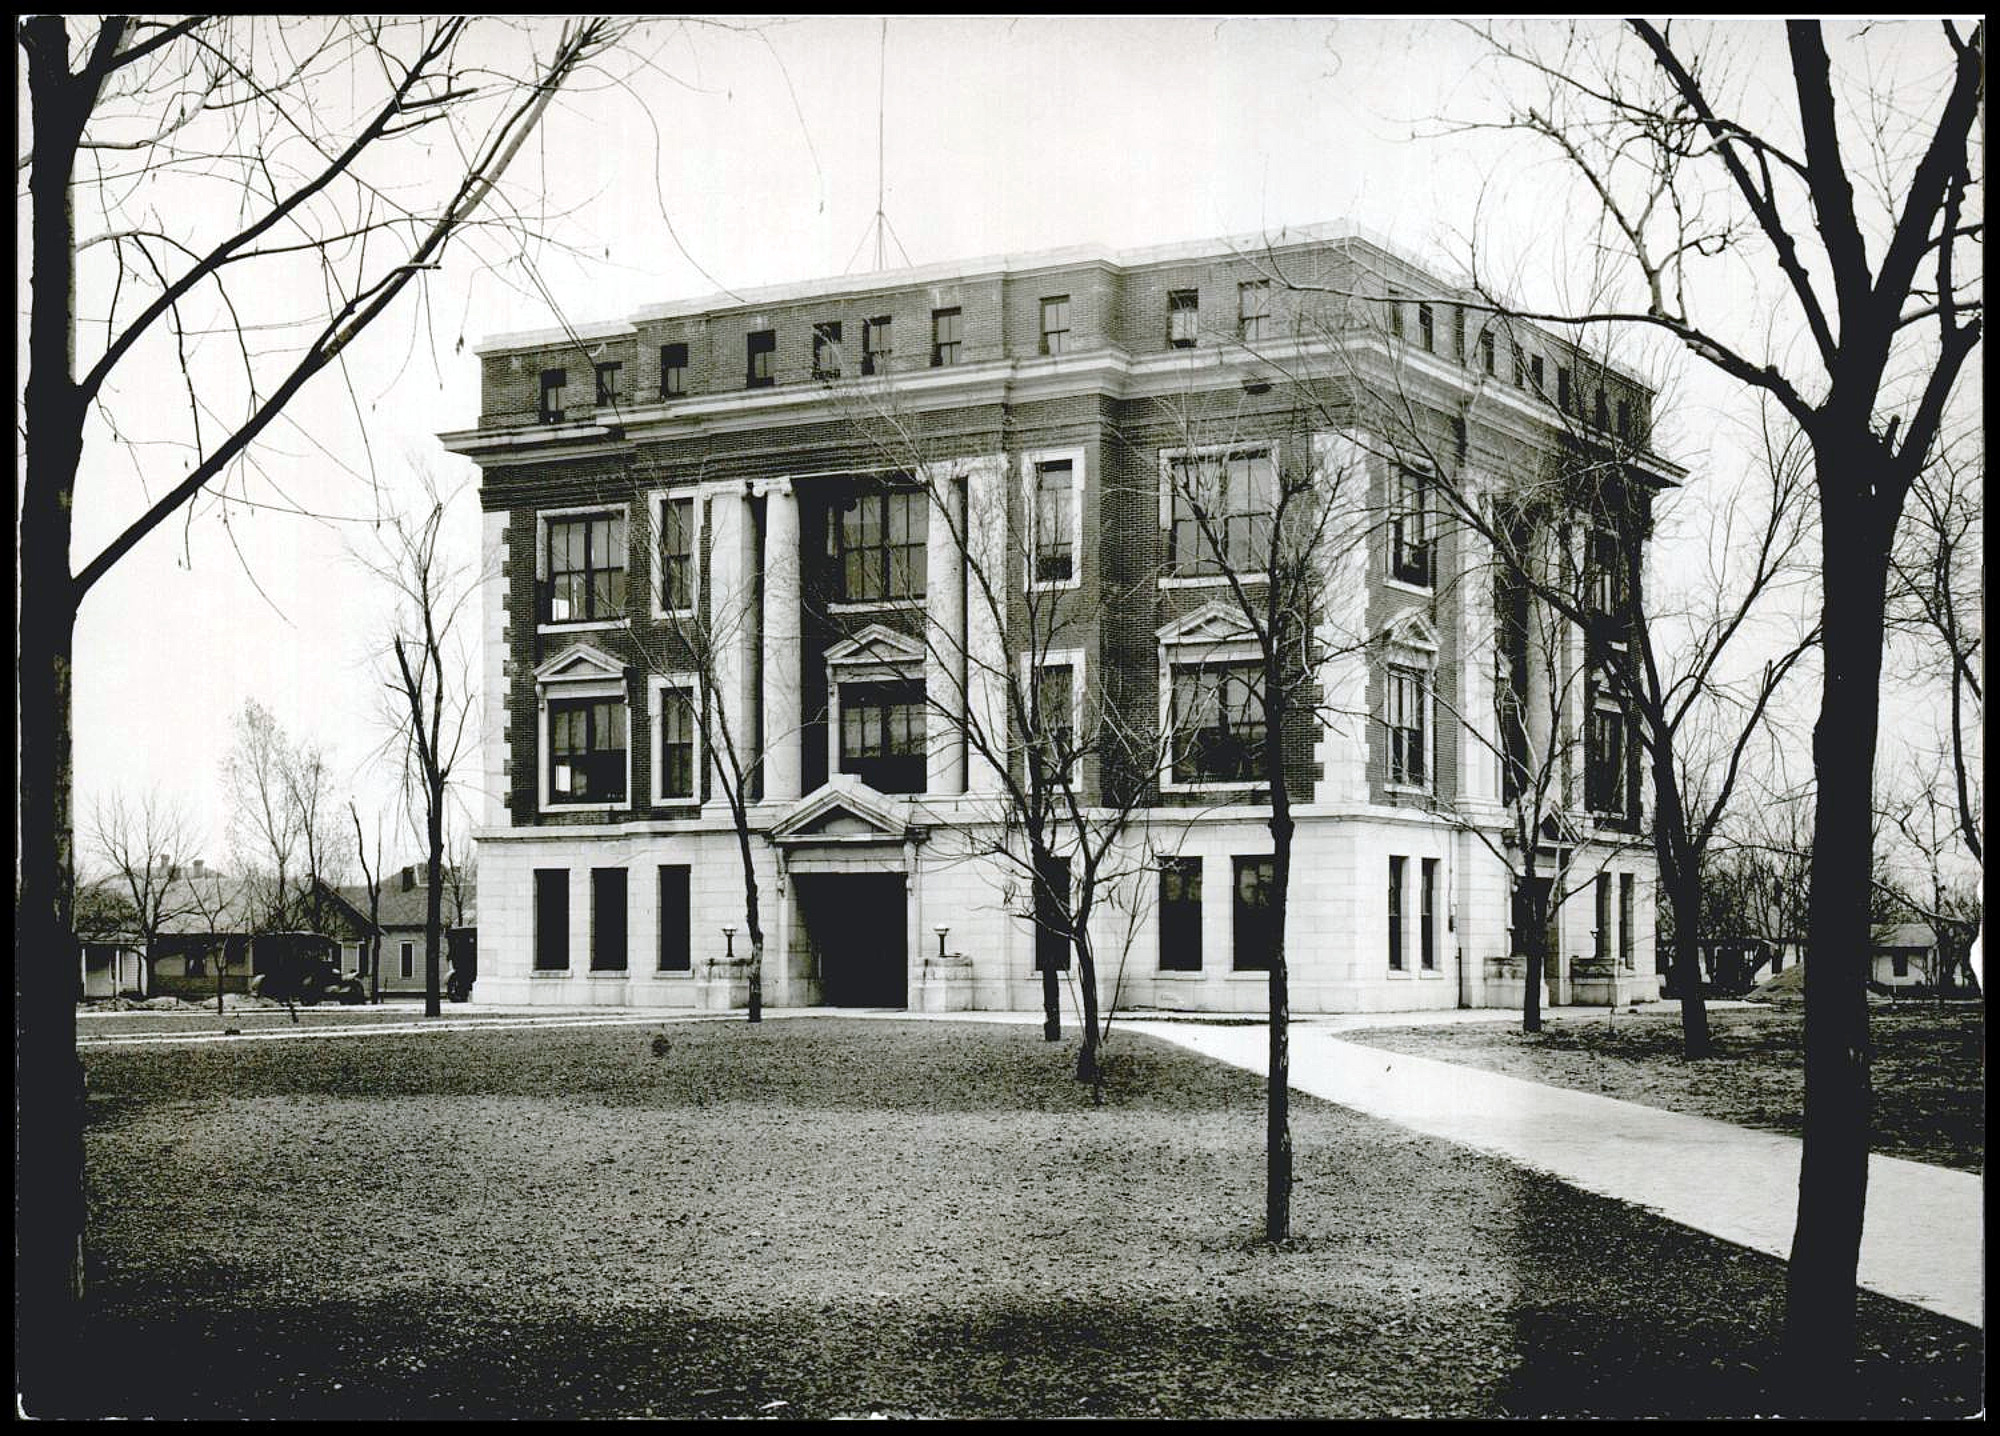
45,16,1966,872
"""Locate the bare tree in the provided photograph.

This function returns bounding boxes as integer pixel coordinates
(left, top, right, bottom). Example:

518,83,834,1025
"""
15,19,637,1393
358,473,478,1019
83,788,200,994
1451,17,1984,1397
222,700,307,931
350,800,386,1005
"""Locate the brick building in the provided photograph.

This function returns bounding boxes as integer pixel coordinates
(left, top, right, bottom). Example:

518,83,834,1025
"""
441,222,1669,1013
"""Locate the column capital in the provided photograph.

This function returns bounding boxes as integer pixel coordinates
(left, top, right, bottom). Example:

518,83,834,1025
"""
751,476,794,500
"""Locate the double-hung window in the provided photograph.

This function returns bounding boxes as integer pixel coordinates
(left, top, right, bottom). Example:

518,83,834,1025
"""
1386,665,1427,788
549,697,627,804
656,683,698,802
1388,856,1406,970
657,495,696,614
1158,857,1203,971
863,316,892,375
1479,329,1496,376
1039,295,1071,355
1170,661,1262,784
1168,289,1199,348
1031,661,1076,777
746,329,775,388
1420,858,1438,971
1417,303,1435,353
1166,449,1276,576
1586,698,1629,816
539,368,568,423
1233,856,1275,971
834,486,927,602
1619,874,1636,969
1594,875,1613,965
399,941,415,981
1391,469,1433,587
660,343,688,398
931,307,962,366
546,513,625,623
1587,526,1627,625
838,679,926,793
594,361,623,406
1237,280,1272,341
813,321,843,379
1033,459,1076,584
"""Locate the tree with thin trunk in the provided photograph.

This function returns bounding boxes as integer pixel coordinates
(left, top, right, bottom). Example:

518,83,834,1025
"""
1452,18,1984,1400
350,800,386,1005
16,21,631,1397
222,700,308,932
358,474,478,1019
84,788,200,995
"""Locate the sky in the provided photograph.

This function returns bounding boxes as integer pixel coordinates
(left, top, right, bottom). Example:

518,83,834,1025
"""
31,16,1976,877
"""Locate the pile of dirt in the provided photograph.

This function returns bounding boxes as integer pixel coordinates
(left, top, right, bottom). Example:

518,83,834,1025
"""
79,994,284,1013
1745,963,1806,1003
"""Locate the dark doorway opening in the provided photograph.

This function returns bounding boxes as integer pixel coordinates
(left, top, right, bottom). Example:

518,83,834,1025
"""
795,872,907,1007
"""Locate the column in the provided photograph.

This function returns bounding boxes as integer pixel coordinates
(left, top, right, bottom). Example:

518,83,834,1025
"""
1310,431,1373,805
925,471,968,795
706,483,757,808
1454,469,1503,813
757,478,803,803
964,457,1009,794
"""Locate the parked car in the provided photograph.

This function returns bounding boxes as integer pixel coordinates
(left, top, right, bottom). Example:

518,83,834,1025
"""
250,932,368,1006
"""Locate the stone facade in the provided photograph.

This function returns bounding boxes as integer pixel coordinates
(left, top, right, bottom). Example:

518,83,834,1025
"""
443,223,1669,1014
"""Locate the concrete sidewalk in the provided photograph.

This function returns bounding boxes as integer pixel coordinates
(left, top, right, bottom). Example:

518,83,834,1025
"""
1123,1019,1984,1328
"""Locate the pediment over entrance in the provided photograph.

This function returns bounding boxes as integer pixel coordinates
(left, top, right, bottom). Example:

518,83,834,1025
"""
770,774,911,844
534,642,627,685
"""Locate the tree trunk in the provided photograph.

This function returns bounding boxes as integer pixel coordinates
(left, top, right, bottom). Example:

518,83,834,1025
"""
1651,748,1711,1056
1783,460,1893,1409
1072,930,1101,1088
1265,806,1294,1244
424,790,444,1018
1520,867,1546,1035
18,17,91,1411
1041,964,1061,1041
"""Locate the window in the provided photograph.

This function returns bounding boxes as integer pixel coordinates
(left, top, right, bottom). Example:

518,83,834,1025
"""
1039,295,1071,355
658,865,691,972
833,487,927,602
1595,874,1612,964
594,361,622,406
1034,854,1071,973
1892,951,1909,978
1386,666,1427,788
660,343,688,398
657,684,697,801
1170,661,1262,784
1238,280,1272,341
746,329,775,388
1388,293,1405,341
1512,343,1527,388
1391,469,1433,586
1417,303,1435,353
1031,662,1076,775
1453,306,1468,363
839,679,926,793
549,697,627,803
657,495,696,613
1586,701,1628,815
1233,856,1275,971
1616,397,1633,439
399,940,415,981
545,512,625,623
1388,856,1405,971
1479,329,1496,376
1168,289,1200,348
1594,387,1610,431
1158,857,1203,971
931,307,962,366
1033,460,1075,584
863,316,892,375
1529,353,1545,394
1166,448,1276,575
534,869,569,971
1557,365,1572,412
591,868,628,972
1587,526,1627,623
539,368,568,423
1421,858,1438,971
1619,873,1636,970
813,321,843,379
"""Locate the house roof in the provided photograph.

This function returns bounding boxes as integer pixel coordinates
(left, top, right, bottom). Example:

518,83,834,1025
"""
338,867,476,930
76,869,265,937
1871,922,1936,950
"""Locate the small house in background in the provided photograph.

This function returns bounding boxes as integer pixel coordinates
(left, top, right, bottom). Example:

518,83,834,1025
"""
1870,922,1937,990
337,864,477,998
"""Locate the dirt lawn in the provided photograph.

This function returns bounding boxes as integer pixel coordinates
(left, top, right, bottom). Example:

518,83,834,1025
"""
1340,1002,1984,1174
67,1017,1980,1420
